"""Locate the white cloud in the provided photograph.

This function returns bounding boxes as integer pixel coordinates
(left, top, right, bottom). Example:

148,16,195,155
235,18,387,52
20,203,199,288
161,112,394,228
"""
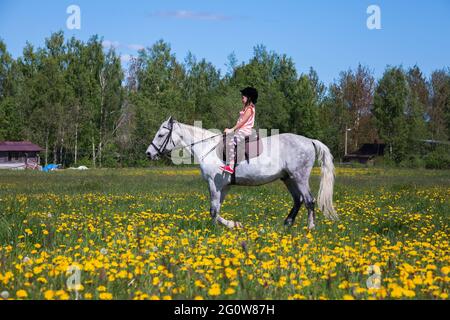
102,40,120,49
126,44,145,51
102,40,144,51
120,54,133,63
150,10,232,21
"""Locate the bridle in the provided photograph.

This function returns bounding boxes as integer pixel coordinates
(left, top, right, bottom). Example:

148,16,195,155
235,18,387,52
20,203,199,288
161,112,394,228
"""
150,120,224,159
150,122,176,158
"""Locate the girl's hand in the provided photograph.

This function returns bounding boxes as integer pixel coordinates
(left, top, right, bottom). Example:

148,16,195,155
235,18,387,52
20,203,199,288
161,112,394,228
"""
224,128,233,134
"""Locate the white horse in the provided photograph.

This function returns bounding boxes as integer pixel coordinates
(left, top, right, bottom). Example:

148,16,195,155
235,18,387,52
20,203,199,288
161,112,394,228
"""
146,116,338,229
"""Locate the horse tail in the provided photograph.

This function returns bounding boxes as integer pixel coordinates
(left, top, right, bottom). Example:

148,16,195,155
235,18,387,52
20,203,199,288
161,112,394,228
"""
311,139,338,221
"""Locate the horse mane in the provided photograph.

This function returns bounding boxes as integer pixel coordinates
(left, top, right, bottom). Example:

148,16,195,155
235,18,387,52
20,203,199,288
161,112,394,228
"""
177,122,220,141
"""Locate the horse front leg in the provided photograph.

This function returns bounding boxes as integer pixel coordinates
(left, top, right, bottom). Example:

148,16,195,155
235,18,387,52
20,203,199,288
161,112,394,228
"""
208,182,241,229
209,189,221,225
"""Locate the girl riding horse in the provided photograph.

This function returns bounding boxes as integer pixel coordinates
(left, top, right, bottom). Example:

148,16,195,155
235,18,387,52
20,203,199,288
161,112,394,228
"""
220,87,258,174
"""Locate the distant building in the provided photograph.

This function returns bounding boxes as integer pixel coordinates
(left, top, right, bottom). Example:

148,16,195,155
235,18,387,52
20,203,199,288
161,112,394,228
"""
0,141,43,169
343,142,386,164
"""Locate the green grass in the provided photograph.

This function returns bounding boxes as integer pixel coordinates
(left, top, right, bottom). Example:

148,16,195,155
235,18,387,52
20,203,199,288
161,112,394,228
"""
0,166,448,300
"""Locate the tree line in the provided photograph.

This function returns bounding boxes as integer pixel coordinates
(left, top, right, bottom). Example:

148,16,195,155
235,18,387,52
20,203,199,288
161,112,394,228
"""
0,32,449,168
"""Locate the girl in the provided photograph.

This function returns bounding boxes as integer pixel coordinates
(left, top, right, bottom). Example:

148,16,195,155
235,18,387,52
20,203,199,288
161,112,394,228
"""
220,87,258,174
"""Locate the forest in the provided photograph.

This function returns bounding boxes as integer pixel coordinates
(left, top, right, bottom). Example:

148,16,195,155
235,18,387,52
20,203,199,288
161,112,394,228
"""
0,31,449,168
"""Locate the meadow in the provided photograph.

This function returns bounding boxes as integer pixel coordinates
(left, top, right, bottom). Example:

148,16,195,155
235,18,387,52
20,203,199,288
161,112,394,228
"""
0,166,448,300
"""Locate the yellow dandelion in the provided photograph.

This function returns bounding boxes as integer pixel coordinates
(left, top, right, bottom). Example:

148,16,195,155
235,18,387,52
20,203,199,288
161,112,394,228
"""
224,288,236,295
16,290,28,298
44,290,54,300
99,292,113,300
208,283,221,296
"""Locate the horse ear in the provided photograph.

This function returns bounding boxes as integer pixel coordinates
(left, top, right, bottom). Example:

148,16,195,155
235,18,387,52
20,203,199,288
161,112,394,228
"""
169,116,177,124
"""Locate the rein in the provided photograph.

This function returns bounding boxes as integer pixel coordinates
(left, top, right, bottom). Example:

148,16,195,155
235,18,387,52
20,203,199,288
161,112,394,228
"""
152,121,224,161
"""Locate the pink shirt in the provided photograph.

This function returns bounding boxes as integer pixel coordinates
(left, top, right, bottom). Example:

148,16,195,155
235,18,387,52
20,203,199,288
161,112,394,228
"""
235,104,255,136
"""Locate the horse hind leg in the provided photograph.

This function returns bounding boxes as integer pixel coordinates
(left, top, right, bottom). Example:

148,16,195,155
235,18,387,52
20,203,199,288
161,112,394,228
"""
282,177,303,227
297,182,316,230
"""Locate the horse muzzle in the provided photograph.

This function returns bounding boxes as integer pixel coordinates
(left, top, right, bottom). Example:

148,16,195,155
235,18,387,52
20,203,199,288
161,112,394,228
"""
146,151,159,160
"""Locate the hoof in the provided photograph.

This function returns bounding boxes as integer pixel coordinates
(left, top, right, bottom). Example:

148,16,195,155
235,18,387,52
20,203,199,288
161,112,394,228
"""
307,223,315,230
284,218,294,227
229,221,243,229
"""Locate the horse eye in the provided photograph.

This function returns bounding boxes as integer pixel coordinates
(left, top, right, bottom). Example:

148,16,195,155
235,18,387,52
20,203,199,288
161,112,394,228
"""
158,134,163,138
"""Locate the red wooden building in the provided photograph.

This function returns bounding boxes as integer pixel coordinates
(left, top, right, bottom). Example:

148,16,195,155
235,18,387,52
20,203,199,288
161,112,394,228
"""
0,141,42,169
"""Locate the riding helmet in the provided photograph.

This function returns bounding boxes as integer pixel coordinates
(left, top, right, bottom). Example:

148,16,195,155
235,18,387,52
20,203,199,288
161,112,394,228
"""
240,87,258,104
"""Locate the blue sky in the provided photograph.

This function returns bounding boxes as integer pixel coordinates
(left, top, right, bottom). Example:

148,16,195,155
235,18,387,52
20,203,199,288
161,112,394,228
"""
0,0,449,85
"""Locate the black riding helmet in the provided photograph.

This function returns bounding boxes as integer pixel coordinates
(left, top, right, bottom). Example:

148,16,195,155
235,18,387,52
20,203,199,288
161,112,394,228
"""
240,87,258,104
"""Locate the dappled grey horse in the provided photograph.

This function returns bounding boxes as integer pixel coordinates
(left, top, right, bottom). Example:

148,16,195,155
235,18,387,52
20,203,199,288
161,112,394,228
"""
146,116,338,229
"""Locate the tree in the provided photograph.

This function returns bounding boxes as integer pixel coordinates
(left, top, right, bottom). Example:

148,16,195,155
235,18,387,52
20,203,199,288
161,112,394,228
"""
224,52,238,79
373,66,409,163
333,64,377,152
0,39,13,99
289,75,320,138
308,67,326,105
429,69,450,140
183,51,221,127
319,85,349,159
66,36,89,165
97,48,124,167
37,31,69,165
405,66,429,155
126,40,186,165
0,40,22,140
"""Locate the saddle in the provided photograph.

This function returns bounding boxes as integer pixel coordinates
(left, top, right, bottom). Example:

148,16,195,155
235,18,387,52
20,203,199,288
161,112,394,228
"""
216,130,264,166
